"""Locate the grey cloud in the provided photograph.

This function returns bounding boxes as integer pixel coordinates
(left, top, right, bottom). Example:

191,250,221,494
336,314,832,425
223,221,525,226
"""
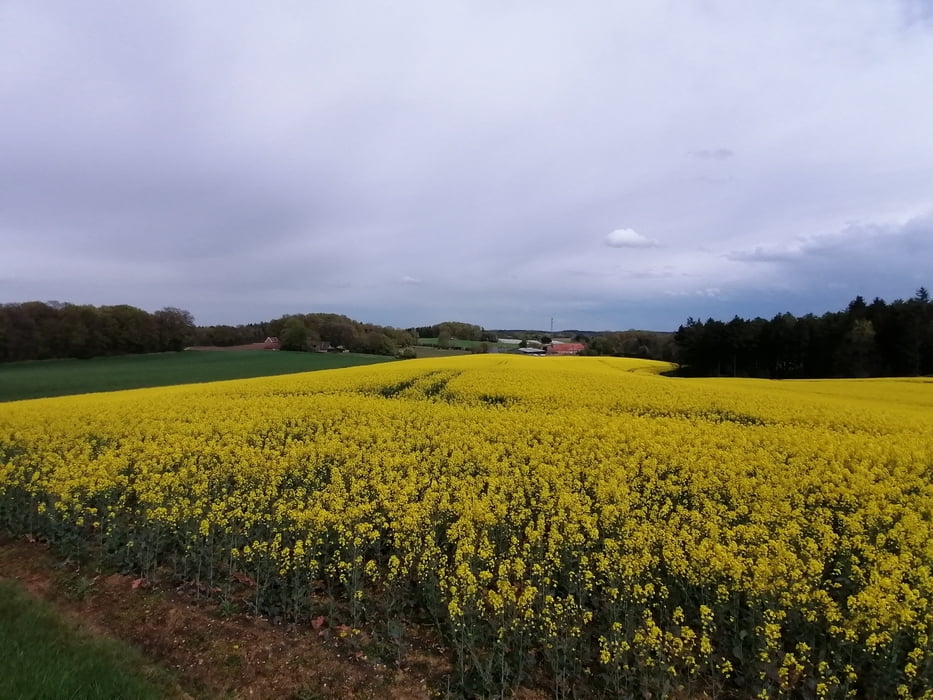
575,266,681,280
726,216,932,263
2,1,933,329
726,247,804,263
689,148,735,160
696,175,735,185
902,0,933,24
724,212,933,301
664,287,723,298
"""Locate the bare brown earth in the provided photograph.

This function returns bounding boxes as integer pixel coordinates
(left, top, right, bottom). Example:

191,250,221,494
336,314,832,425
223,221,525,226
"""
0,537,720,699
0,537,451,700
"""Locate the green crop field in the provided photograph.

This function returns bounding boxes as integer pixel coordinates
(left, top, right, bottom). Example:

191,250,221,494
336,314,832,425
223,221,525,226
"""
0,350,393,402
417,337,516,350
411,345,470,358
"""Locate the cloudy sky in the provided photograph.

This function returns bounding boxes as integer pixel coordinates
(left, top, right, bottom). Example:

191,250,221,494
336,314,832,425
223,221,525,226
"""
2,1,932,330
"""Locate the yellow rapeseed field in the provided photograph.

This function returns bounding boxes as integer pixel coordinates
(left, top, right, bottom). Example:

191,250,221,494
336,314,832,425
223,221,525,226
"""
2,355,932,698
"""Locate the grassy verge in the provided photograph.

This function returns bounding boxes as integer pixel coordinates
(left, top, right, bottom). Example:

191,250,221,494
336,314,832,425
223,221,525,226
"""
0,350,394,402
0,540,438,699
0,579,180,700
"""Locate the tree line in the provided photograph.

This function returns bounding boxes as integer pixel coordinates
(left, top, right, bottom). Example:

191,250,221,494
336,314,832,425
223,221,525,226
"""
582,330,677,362
410,322,495,342
673,288,933,378
272,313,415,356
0,302,420,363
0,302,195,362
7,290,930,375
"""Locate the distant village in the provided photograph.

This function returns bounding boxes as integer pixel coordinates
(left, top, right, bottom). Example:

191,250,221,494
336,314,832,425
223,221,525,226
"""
262,335,586,356
496,338,585,355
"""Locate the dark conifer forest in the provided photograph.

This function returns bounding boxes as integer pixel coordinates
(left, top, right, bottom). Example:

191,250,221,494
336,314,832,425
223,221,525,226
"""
673,288,933,378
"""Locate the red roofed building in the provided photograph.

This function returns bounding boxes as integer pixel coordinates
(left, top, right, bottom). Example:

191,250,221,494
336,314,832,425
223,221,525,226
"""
546,342,585,355
264,336,281,350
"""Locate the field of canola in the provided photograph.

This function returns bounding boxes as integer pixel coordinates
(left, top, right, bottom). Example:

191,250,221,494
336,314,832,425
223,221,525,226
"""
2,355,932,698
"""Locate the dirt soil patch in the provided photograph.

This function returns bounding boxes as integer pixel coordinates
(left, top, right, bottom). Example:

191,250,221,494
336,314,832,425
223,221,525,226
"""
0,537,449,699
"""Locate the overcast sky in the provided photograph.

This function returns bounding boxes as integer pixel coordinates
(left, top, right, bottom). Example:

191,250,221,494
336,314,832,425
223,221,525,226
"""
2,1,932,330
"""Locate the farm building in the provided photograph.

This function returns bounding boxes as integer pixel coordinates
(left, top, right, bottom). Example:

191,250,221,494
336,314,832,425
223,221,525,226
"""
500,338,544,347
264,336,281,350
546,342,585,355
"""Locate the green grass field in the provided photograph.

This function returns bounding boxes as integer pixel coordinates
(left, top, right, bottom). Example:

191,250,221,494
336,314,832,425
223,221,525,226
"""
0,350,394,402
417,337,485,348
416,337,521,351
0,579,179,700
411,345,470,358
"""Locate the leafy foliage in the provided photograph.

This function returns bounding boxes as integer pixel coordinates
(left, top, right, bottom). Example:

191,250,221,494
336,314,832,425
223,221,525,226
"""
0,302,194,362
0,303,416,362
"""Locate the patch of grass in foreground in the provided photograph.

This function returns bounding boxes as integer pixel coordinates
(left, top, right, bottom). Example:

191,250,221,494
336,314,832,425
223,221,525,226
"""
0,579,178,700
0,350,394,402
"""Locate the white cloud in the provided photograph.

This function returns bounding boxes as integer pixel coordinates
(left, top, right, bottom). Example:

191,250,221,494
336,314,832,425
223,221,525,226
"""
605,228,659,249
400,275,421,285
